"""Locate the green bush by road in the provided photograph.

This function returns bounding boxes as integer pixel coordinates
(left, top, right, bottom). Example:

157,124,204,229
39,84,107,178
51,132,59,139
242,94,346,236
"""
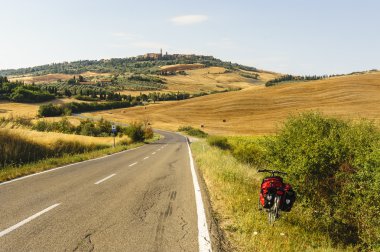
201,112,380,250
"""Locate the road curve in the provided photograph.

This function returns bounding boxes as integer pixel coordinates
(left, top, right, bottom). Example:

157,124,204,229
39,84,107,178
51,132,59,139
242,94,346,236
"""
0,130,211,251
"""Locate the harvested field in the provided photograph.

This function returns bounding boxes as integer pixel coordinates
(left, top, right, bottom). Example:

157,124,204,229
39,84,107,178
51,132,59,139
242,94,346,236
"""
88,72,380,135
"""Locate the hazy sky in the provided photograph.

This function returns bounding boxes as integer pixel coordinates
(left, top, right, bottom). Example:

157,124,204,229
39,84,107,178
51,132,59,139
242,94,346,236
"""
1,0,379,75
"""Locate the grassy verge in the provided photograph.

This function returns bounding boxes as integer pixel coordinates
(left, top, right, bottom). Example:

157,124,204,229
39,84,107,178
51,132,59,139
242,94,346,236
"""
191,140,351,252
178,126,208,138
0,133,161,183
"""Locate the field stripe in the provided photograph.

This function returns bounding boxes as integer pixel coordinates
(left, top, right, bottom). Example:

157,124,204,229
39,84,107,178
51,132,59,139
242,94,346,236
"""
94,174,116,185
186,140,212,252
0,203,60,238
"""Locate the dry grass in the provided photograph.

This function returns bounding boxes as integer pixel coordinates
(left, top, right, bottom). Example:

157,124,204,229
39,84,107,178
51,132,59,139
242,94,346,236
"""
88,72,380,135
160,63,204,71
0,98,80,117
1,128,128,146
162,67,264,93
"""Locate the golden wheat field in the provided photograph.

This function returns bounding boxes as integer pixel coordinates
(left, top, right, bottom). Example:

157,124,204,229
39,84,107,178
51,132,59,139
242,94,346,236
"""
161,67,270,93
0,127,128,146
119,67,265,95
0,98,80,117
88,72,380,135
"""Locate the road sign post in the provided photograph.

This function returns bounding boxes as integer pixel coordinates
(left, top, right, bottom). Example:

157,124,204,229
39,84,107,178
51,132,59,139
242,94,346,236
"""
112,125,116,147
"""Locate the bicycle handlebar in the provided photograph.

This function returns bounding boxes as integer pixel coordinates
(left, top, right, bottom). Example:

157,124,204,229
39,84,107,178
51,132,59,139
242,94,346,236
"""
258,169,288,175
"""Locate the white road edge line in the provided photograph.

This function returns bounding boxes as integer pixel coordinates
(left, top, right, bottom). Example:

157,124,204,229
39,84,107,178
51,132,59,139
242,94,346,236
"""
143,157,150,160
0,145,145,186
186,139,212,252
0,203,61,238
94,174,116,185
129,162,138,167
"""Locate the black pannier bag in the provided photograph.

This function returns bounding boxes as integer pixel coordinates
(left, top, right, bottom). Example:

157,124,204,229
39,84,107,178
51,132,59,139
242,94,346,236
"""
263,187,277,208
281,184,296,212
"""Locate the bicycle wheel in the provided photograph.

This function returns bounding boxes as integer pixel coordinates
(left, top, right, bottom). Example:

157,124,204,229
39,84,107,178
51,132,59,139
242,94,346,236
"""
268,195,281,225
268,208,276,224
274,195,281,218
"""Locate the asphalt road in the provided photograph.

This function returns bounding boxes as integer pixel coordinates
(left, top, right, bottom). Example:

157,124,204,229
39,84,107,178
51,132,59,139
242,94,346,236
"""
0,130,212,251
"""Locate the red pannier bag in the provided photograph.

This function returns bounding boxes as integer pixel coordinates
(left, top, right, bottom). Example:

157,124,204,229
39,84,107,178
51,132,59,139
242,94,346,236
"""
280,183,296,212
260,176,284,208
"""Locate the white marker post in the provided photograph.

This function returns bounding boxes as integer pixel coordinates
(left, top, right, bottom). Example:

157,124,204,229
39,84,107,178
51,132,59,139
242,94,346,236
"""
112,124,116,147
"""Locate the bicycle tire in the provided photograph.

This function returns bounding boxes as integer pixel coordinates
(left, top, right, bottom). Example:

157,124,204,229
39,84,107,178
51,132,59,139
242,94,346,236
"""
268,195,281,225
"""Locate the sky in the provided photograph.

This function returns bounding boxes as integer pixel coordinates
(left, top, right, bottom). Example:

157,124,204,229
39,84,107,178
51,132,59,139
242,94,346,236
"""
0,0,379,75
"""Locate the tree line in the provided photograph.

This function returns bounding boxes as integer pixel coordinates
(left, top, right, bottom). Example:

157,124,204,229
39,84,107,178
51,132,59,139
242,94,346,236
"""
0,77,55,102
37,88,231,117
266,74,329,87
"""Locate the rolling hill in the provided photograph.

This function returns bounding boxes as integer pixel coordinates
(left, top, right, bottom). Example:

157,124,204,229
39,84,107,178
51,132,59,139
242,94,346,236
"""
86,71,380,135
2,54,272,94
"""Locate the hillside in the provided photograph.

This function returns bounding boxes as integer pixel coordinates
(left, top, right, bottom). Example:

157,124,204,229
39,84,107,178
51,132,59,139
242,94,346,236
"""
0,54,258,76
86,71,380,135
1,54,273,95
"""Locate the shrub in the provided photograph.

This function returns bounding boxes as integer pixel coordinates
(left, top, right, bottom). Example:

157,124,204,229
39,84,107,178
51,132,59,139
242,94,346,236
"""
178,126,208,138
32,117,124,137
32,120,51,131
144,126,154,140
126,122,145,142
119,138,131,146
207,136,231,150
229,138,265,166
10,86,55,103
77,119,100,136
54,117,76,133
38,103,65,117
264,112,380,248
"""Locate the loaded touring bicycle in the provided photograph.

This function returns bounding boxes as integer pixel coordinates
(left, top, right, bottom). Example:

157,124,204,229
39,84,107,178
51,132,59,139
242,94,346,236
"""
258,169,296,224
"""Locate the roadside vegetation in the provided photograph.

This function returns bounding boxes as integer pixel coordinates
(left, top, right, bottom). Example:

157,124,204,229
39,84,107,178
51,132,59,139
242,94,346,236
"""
1,116,154,140
192,112,380,251
178,125,208,138
0,116,156,182
0,129,107,169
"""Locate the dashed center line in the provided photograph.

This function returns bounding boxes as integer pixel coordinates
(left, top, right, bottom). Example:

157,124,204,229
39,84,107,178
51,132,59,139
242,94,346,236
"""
129,162,138,167
152,152,156,155
95,174,116,185
0,203,61,238
143,156,150,160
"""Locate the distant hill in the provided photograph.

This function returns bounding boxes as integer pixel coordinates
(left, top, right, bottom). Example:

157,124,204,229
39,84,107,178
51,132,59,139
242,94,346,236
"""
0,54,258,76
88,71,380,135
